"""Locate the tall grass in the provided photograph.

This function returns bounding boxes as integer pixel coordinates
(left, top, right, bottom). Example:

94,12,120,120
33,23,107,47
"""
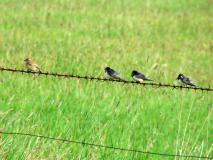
0,0,212,159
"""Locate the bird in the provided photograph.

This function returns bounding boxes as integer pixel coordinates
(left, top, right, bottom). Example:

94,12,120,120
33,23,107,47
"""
176,73,196,87
104,67,125,81
24,58,41,72
131,70,153,82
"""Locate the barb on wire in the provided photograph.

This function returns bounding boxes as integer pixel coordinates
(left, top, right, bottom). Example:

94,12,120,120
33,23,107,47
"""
0,67,212,92
0,131,212,159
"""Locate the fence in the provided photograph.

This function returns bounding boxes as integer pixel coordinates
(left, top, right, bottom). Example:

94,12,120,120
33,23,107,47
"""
1,67,212,158
0,67,212,92
0,131,212,159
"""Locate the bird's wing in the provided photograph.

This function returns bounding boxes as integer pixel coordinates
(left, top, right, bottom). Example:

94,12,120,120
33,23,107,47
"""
184,77,196,86
34,64,40,71
113,73,122,79
107,69,125,81
184,77,192,83
136,73,153,81
112,72,126,81
135,73,146,79
109,69,119,77
109,68,118,75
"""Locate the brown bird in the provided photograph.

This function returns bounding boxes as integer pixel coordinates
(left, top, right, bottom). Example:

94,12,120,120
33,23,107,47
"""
24,58,40,72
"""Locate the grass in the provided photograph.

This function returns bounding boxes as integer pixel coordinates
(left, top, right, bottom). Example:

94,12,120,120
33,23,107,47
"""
0,0,212,159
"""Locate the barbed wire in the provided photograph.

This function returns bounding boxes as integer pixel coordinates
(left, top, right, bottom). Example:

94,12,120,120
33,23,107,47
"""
0,131,212,159
0,67,212,92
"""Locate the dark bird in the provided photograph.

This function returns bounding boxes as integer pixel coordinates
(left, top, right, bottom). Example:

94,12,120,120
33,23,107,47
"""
131,70,153,82
104,67,125,81
176,73,196,86
24,58,40,72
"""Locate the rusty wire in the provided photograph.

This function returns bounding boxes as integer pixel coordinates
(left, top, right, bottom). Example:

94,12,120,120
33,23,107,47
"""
0,130,212,159
0,67,212,92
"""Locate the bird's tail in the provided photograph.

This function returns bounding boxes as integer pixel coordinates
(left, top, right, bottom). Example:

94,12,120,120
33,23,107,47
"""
189,83,196,87
36,67,42,73
145,78,153,81
118,77,127,82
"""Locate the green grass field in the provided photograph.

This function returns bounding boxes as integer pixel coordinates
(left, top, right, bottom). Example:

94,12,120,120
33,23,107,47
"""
0,0,212,159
